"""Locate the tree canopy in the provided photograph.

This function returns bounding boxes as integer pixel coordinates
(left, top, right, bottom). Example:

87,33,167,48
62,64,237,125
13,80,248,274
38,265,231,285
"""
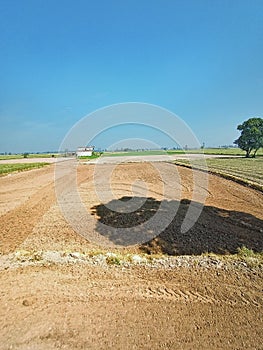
234,117,263,157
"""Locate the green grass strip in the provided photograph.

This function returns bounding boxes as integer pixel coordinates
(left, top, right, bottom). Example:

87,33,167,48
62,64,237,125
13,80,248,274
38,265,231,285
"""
0,163,49,176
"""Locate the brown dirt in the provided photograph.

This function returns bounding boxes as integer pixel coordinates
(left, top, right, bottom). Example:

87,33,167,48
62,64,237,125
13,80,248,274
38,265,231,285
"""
0,161,262,349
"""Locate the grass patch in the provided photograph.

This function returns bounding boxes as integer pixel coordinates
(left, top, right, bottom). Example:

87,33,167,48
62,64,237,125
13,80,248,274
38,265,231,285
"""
237,246,258,258
0,162,49,176
105,253,122,265
78,151,102,160
236,246,263,268
14,250,43,262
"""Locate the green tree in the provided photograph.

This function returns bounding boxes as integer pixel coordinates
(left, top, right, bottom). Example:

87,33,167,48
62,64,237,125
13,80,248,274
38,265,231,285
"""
234,117,263,158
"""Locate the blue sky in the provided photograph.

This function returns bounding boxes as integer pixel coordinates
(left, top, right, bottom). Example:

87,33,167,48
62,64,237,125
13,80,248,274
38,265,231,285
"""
0,0,263,152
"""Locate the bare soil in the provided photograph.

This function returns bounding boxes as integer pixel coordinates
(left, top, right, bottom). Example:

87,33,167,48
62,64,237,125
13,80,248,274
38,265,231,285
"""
0,161,262,349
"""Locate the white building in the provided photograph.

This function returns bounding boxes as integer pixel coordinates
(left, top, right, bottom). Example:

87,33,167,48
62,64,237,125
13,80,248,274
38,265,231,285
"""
76,146,94,157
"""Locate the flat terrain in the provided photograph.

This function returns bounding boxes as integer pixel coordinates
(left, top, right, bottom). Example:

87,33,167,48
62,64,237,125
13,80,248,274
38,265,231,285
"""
0,159,262,349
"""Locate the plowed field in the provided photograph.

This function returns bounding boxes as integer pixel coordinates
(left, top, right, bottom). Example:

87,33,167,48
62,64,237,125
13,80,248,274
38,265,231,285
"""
0,160,262,349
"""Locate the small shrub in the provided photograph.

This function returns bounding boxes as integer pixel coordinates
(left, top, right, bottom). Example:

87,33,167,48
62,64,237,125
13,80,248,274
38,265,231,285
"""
237,246,255,258
106,254,121,265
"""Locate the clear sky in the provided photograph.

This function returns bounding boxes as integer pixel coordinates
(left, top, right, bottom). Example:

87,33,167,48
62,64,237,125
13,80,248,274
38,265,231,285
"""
0,0,263,152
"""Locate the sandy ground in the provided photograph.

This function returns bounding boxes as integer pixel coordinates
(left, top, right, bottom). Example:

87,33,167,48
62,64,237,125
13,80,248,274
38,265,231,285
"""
0,160,262,349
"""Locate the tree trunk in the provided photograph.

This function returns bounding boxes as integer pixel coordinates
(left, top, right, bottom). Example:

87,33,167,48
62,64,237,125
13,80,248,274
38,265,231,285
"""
252,148,259,158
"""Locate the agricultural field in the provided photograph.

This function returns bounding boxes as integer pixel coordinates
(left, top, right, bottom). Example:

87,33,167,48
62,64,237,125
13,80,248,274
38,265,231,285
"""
0,153,61,161
0,158,262,349
0,162,49,176
102,147,263,157
184,147,263,156
174,157,263,190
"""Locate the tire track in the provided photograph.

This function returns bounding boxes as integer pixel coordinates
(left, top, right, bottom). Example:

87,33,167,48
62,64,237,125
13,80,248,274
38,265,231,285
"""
142,285,261,306
77,281,262,307
144,286,217,304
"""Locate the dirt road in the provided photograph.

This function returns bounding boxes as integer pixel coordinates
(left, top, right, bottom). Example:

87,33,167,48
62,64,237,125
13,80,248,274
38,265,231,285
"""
0,160,262,349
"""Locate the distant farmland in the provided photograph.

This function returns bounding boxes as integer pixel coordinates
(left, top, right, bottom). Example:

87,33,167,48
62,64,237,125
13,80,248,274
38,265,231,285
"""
174,157,263,191
103,147,263,157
